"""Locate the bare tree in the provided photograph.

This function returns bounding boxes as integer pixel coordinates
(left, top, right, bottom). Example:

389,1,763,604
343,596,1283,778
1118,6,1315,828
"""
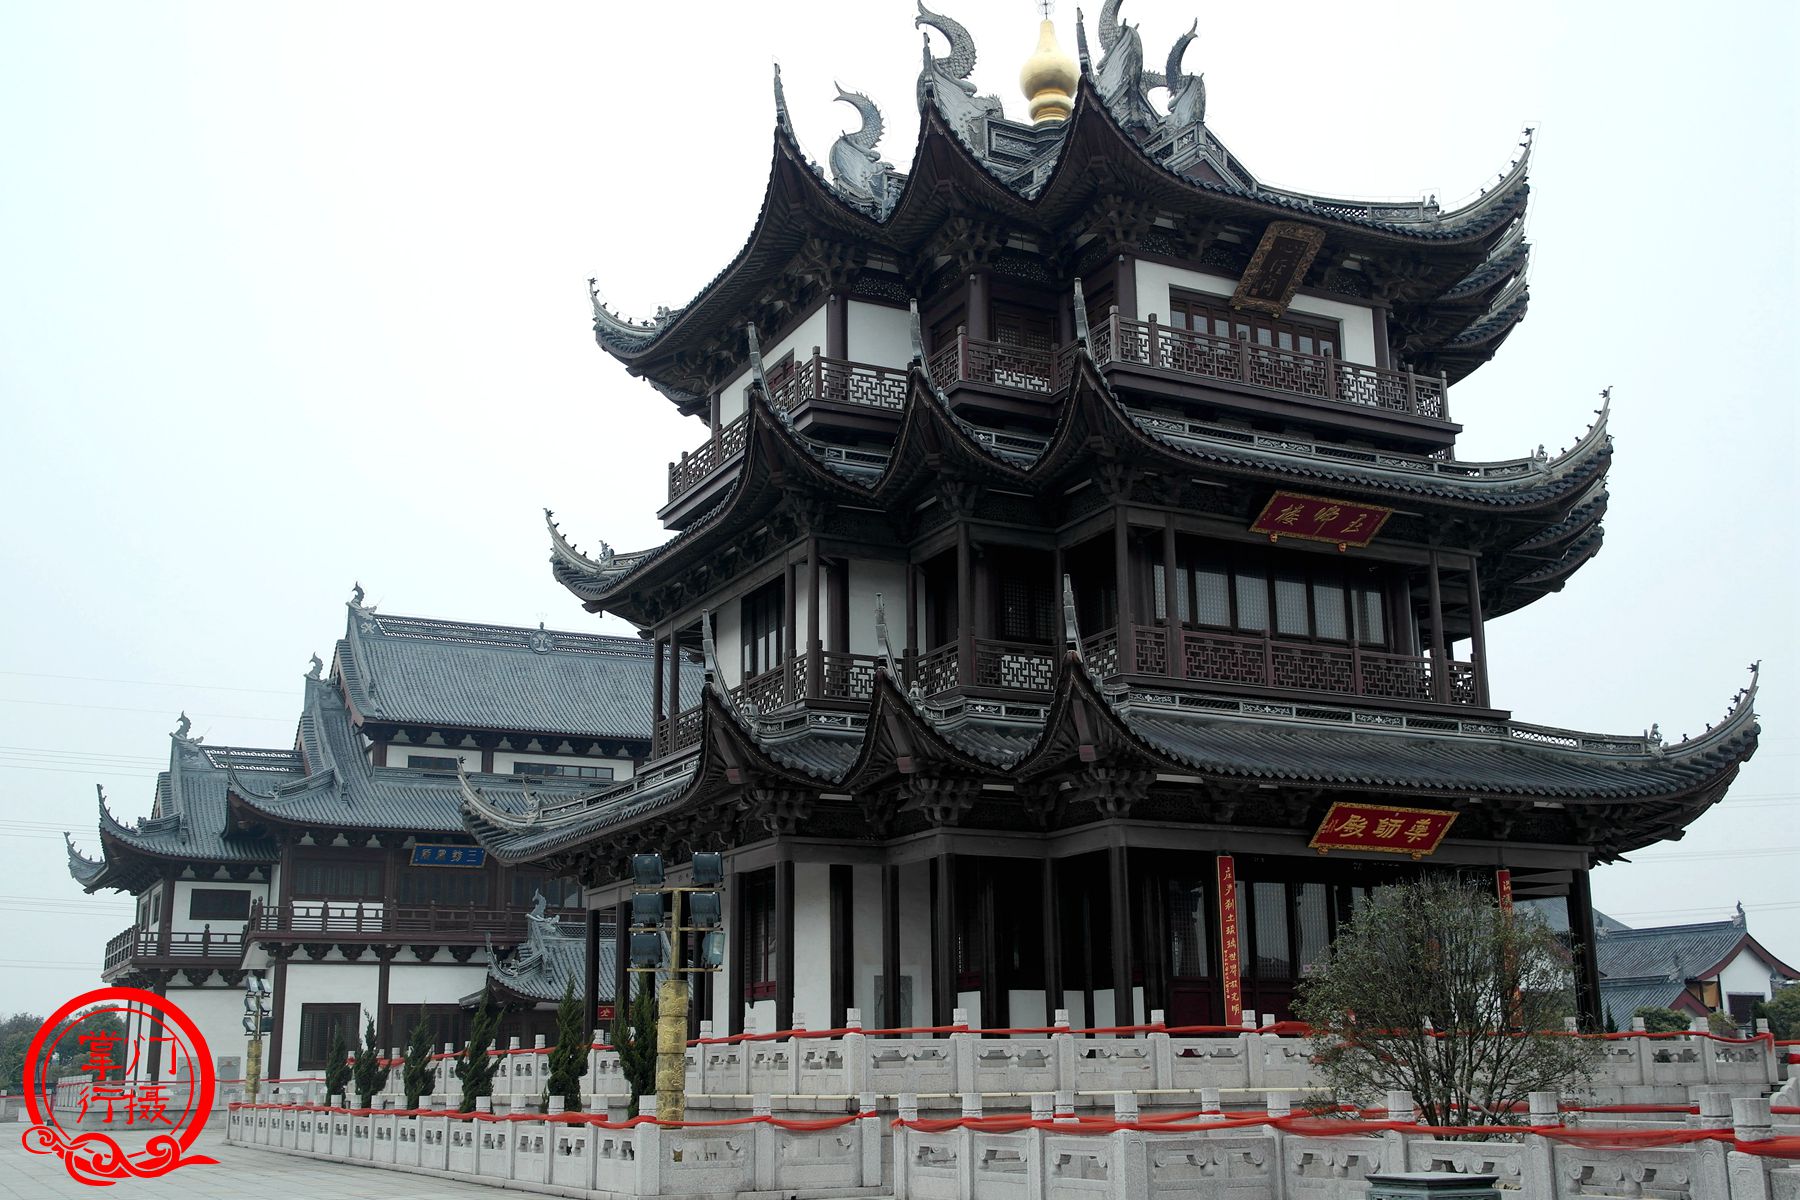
1293,876,1595,1128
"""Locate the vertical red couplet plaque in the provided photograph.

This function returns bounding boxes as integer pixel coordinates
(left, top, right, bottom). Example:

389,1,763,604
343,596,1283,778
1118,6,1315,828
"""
1218,855,1242,1028
1496,869,1514,918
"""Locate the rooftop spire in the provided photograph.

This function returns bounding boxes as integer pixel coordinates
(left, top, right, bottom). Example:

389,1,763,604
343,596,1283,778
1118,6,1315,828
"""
1020,5,1078,124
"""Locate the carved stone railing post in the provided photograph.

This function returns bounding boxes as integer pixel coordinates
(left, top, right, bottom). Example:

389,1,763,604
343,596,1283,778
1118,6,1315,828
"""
1382,1090,1414,1173
951,1007,976,1096
1052,1009,1077,1094
1147,1009,1173,1090
1728,1096,1775,1200
1520,1091,1559,1197
844,1009,868,1096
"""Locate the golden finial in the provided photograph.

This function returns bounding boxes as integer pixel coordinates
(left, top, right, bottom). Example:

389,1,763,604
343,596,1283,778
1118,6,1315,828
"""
1020,2,1078,124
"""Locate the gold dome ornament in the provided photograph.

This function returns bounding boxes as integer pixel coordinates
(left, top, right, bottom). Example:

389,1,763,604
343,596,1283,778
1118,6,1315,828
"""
1019,8,1078,125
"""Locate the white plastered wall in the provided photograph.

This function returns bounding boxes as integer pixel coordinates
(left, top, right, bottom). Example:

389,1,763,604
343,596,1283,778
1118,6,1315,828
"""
1133,262,1378,368
716,306,829,426
848,559,908,657
492,751,633,781
1718,946,1785,1003
846,301,913,369
167,876,269,936
898,860,932,1030
792,864,832,1028
272,961,382,1080
851,865,883,1021
165,983,253,1082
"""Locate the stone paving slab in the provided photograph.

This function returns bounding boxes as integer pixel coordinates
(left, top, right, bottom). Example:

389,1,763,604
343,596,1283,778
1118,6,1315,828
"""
0,1122,529,1199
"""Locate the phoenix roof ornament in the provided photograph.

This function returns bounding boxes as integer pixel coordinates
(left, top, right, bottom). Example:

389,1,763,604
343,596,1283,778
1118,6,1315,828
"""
829,86,895,212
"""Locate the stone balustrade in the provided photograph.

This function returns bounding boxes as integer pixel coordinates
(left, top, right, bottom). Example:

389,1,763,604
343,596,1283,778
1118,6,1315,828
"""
226,1089,1800,1200
368,1011,1788,1115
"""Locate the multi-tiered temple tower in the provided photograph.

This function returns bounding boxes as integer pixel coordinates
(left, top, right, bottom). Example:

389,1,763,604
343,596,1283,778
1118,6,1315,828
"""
463,3,1759,1038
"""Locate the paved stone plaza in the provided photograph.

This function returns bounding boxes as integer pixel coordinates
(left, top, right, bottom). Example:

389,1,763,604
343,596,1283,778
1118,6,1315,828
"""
0,1124,519,1200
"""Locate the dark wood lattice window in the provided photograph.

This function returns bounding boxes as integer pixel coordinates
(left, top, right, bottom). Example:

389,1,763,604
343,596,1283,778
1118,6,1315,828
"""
188,888,251,921
389,1005,469,1056
297,1003,359,1070
741,579,785,679
396,866,489,906
292,858,383,900
1168,293,1340,359
741,870,777,999
1162,544,1390,647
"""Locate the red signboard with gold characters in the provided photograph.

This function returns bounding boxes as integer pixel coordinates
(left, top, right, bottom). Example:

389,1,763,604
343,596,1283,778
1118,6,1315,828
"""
1250,491,1393,548
1308,802,1457,859
1218,855,1242,1027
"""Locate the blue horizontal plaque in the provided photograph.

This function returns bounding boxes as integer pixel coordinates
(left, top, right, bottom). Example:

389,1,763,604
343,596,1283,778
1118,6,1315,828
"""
410,844,486,868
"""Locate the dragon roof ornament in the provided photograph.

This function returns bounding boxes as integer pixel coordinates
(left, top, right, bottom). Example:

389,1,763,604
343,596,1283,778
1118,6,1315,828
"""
588,277,682,354
916,2,1004,144
828,86,897,215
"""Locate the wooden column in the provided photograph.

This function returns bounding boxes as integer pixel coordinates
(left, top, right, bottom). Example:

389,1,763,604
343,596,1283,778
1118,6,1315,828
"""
652,637,665,724
1041,858,1063,1020
775,858,796,1032
268,956,288,1081
785,559,798,670
1115,254,1138,320
267,843,295,1080
832,560,850,656
157,869,175,955
1426,551,1449,703
668,632,682,718
728,871,747,1035
376,950,393,1052
1467,558,1491,707
614,899,631,1009
1114,506,1131,639
1108,844,1135,1028
967,273,990,340
1371,304,1392,370
1570,869,1604,1030
807,541,823,698
956,525,974,686
932,853,957,1026
904,562,918,680
584,908,602,1032
977,868,1001,1029
1161,518,1179,645
882,865,902,1029
826,292,847,360
829,865,854,1029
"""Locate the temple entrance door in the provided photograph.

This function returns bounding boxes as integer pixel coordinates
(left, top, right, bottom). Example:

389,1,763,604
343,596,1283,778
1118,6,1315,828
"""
1236,878,1335,1023
1164,876,1219,1028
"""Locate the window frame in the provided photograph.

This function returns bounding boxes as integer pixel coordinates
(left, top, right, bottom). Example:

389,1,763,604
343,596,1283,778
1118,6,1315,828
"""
297,1002,360,1071
1167,290,1343,360
741,870,777,1000
187,887,252,922
740,578,786,680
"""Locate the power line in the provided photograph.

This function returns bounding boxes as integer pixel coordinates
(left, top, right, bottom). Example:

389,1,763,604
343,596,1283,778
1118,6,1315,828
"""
0,697,294,723
0,669,296,697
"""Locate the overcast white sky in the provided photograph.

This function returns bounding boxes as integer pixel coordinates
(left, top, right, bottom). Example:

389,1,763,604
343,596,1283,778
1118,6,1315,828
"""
1,0,1794,1018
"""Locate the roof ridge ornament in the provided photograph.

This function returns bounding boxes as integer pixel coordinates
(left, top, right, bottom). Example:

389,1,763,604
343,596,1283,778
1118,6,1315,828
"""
874,593,901,679
307,653,323,681
772,61,793,136
829,85,896,213
916,2,1003,142
1074,7,1092,73
351,581,366,608
173,712,192,741
544,508,615,574
1062,574,1082,656
1163,19,1204,128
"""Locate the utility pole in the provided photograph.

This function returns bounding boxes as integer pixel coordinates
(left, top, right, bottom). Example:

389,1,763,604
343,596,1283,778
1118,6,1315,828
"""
627,852,725,1123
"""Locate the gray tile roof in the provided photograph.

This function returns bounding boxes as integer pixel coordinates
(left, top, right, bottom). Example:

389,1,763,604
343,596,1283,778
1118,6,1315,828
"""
1595,919,1746,985
1599,980,1693,1023
339,603,689,742
1119,700,1745,800
70,734,296,889
486,909,614,1004
232,676,598,834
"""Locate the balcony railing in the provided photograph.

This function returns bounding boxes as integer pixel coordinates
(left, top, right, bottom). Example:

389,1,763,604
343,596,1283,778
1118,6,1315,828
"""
667,353,910,505
1090,312,1450,422
102,925,245,973
1085,624,1479,705
927,331,1071,396
247,900,525,941
652,649,887,755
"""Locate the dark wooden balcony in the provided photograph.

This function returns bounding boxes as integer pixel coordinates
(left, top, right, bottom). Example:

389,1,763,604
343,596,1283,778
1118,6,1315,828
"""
926,331,1079,398
1090,311,1451,424
245,899,526,944
665,353,910,508
102,924,246,978
653,648,888,756
1079,624,1480,706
